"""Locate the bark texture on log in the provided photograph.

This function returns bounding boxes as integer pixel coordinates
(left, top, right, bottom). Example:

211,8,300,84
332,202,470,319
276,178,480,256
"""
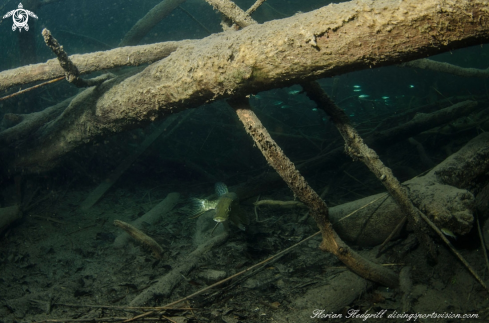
203,0,256,27
4,0,489,172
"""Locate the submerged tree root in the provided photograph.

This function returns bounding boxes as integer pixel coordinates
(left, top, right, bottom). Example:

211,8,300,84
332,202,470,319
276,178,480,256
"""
229,97,399,288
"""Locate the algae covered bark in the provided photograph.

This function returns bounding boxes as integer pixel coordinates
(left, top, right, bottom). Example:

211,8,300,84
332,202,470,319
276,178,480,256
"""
4,0,489,172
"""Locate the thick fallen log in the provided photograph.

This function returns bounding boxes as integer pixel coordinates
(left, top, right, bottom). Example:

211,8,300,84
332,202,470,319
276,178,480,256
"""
0,96,72,144
3,0,489,172
331,132,489,246
368,100,479,148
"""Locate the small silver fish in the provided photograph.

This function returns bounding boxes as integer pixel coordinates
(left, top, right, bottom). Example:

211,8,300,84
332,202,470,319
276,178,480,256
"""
288,90,301,95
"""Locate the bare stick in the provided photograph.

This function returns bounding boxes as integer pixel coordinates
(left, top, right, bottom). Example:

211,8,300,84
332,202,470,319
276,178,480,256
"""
376,216,408,258
119,0,188,47
335,194,388,223
254,199,306,208
128,230,322,321
113,220,165,259
0,76,64,102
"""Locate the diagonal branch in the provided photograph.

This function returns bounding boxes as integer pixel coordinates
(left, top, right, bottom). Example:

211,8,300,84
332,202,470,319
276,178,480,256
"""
203,0,257,28
301,81,437,261
42,29,113,88
229,96,399,287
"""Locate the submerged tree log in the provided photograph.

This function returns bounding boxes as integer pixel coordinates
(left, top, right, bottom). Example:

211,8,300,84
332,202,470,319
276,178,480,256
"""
230,97,399,288
42,29,114,88
401,59,489,78
329,117,489,246
0,96,72,144
129,232,229,306
113,220,166,259
118,0,188,47
113,192,180,248
3,0,489,172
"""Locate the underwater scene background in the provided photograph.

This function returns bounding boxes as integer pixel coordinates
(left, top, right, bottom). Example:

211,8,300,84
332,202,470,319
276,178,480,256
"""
0,0,488,322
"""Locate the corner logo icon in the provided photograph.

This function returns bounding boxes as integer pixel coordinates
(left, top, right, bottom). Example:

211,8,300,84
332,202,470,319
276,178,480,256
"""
3,3,38,32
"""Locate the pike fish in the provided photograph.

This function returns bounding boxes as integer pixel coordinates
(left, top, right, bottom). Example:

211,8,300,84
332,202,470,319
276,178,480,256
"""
187,182,249,231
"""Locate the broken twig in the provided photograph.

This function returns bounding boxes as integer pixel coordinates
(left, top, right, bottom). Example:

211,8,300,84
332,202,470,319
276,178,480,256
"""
42,28,113,88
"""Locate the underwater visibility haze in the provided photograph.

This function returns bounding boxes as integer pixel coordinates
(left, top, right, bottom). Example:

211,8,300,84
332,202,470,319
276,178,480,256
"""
0,0,488,322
